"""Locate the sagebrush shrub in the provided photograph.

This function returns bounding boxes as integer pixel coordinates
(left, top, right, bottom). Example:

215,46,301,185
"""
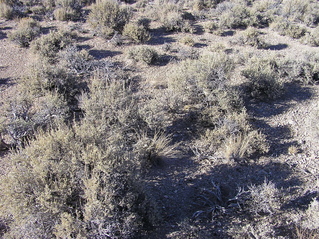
247,180,280,215
127,46,158,65
218,2,250,29
239,27,267,48
87,0,132,37
0,90,69,145
122,22,151,43
31,30,75,62
0,70,162,238
8,18,41,47
242,56,284,101
270,18,307,39
179,36,195,46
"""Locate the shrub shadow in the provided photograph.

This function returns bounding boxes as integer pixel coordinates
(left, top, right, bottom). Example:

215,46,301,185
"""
245,83,314,118
148,28,176,45
266,43,289,51
142,157,300,237
89,49,122,59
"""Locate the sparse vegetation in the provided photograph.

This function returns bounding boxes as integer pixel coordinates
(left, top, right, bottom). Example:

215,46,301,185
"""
1,0,319,238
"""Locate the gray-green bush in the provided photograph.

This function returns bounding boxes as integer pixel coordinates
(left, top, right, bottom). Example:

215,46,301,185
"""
8,18,41,47
87,0,132,37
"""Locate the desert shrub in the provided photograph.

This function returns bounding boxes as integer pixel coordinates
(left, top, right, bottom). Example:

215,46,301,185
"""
271,18,307,39
303,26,319,46
0,2,12,19
247,180,281,215
127,46,158,65
179,36,195,46
152,1,195,32
0,91,69,145
249,0,279,28
53,0,83,21
122,22,151,43
239,27,267,48
24,59,78,97
58,45,94,75
278,51,319,85
87,0,132,37
218,1,250,29
0,67,164,238
8,18,41,47
31,30,75,62
203,21,218,33
242,56,284,101
134,131,178,167
300,199,319,230
193,0,220,11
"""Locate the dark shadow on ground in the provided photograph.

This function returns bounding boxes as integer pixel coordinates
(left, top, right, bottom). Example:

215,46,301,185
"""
283,191,319,210
0,30,6,40
245,83,314,118
266,43,289,51
78,44,92,51
194,42,208,48
221,30,235,37
148,28,176,45
244,83,314,156
41,26,57,35
0,78,14,87
142,157,300,238
77,36,91,43
155,54,176,66
89,49,122,59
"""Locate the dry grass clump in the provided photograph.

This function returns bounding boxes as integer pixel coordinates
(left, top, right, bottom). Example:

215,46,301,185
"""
87,0,132,37
224,130,269,160
8,17,41,47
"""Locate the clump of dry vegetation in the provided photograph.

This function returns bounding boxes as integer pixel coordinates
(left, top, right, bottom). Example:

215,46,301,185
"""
8,17,41,47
